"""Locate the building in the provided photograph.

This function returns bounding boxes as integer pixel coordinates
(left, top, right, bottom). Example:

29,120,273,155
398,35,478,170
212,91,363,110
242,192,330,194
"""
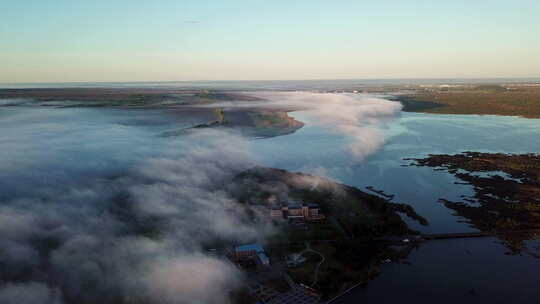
235,244,264,258
287,205,304,218
270,202,324,221
270,206,283,218
235,243,270,266
302,203,320,218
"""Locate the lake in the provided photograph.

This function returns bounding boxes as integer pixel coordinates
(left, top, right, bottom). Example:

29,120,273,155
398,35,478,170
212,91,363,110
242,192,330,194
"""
250,111,540,233
2,102,540,303
249,110,540,303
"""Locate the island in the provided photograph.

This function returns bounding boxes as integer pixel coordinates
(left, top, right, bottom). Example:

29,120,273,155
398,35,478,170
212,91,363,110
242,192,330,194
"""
0,88,305,138
225,166,428,302
406,152,540,254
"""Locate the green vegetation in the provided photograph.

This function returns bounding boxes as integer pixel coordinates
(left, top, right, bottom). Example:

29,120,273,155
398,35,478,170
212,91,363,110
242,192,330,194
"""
399,85,540,118
282,221,345,242
409,152,540,253
231,166,426,238
230,289,259,304
287,241,385,300
229,166,430,298
287,251,323,283
213,107,226,123
0,88,261,107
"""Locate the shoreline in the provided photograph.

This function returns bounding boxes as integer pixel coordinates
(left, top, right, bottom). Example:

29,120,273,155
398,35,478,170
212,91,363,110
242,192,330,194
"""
391,85,540,119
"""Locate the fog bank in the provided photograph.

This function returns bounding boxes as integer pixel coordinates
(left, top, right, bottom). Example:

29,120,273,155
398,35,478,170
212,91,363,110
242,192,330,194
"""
208,92,402,160
0,113,271,304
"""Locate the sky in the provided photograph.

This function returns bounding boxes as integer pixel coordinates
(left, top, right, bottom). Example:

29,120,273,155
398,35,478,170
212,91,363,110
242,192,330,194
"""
1,0,539,83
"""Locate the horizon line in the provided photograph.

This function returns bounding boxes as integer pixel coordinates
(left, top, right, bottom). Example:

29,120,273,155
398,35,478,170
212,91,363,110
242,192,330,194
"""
2,76,540,86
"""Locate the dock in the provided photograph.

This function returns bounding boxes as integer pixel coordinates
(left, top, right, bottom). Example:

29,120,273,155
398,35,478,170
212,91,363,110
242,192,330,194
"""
420,232,491,240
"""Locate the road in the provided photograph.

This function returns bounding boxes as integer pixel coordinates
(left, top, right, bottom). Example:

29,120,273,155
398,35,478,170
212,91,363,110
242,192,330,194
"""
299,241,326,287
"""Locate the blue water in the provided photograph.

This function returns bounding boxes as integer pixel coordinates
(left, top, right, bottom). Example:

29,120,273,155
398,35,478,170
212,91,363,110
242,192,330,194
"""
247,110,540,303
249,111,540,233
0,107,195,199
338,237,540,304
2,102,540,303
6,105,538,232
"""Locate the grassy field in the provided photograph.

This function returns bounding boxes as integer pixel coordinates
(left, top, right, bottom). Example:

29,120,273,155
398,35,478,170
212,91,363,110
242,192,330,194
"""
286,241,382,300
399,85,540,118
283,221,345,242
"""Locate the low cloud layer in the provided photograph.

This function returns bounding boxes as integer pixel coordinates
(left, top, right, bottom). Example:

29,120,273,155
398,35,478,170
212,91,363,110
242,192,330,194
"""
0,282,63,304
0,108,271,304
0,92,400,303
253,92,402,160
207,92,402,160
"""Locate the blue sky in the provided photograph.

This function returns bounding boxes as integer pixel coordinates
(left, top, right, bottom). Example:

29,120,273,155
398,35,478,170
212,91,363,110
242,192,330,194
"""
1,0,539,82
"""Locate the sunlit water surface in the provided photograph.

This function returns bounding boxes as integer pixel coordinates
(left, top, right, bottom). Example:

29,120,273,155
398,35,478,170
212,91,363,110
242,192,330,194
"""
249,110,540,304
250,111,540,233
2,105,540,303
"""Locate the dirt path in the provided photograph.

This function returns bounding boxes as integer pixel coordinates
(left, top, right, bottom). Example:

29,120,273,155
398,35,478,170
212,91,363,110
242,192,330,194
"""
300,241,326,287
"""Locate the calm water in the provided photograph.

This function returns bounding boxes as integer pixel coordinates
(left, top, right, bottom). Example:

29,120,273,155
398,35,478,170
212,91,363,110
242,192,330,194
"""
337,237,540,304
0,107,195,199
250,111,540,233
248,110,540,303
2,102,540,303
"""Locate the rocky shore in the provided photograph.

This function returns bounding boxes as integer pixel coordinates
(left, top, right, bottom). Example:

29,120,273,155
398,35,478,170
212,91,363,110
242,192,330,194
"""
407,152,540,254
229,166,428,300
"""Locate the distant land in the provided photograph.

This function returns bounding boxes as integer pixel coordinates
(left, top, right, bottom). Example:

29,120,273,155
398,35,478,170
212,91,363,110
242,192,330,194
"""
393,83,540,118
0,88,305,138
3,80,540,120
406,152,540,254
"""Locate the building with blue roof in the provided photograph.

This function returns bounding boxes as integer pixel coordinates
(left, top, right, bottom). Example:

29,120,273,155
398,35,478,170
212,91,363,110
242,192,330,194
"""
235,243,270,266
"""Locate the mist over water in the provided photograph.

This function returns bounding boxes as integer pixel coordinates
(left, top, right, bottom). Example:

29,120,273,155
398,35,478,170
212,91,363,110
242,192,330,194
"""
250,92,402,160
0,90,404,303
0,106,275,304
202,91,403,160
248,111,540,233
2,89,540,303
